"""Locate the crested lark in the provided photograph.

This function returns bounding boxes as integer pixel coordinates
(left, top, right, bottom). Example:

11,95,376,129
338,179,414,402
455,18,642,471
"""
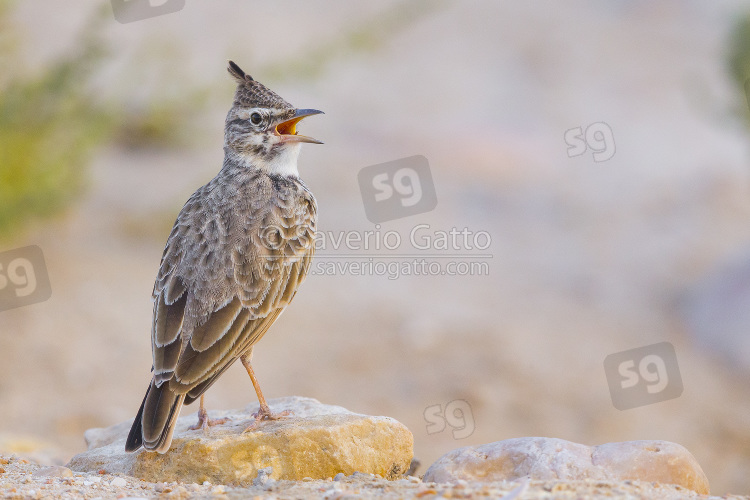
125,61,322,453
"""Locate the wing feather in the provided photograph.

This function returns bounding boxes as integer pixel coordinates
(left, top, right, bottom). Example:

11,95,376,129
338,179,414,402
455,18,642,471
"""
190,297,243,352
173,308,250,386
148,175,316,406
181,309,285,402
153,292,187,385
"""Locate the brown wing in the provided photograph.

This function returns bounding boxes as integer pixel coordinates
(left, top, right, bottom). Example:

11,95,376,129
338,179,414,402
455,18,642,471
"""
151,184,316,399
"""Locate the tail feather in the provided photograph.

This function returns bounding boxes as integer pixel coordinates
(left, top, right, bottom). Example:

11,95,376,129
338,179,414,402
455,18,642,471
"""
125,379,185,454
125,385,148,452
184,356,239,405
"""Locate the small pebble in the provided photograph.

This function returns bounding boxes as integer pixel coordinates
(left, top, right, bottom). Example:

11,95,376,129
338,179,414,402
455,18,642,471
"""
350,471,375,480
202,481,211,486
32,466,73,478
253,466,274,487
110,477,128,487
333,473,346,481
415,488,437,498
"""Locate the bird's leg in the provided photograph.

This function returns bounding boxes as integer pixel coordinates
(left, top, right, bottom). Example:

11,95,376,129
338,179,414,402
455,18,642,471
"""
188,394,229,431
240,353,291,432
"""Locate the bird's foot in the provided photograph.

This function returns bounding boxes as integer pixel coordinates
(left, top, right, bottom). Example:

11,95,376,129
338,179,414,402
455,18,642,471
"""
242,404,292,433
188,409,229,431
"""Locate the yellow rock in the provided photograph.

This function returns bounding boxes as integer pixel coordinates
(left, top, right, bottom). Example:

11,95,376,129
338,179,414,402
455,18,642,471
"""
67,397,413,485
423,437,709,495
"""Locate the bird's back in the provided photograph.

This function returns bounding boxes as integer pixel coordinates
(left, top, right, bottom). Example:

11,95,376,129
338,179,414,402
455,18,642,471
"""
157,164,316,324
126,164,316,453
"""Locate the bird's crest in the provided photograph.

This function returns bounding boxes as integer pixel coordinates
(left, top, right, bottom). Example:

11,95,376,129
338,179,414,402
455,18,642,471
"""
227,60,293,110
228,60,253,83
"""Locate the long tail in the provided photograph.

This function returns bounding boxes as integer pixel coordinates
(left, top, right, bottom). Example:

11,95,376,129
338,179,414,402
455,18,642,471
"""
125,379,185,453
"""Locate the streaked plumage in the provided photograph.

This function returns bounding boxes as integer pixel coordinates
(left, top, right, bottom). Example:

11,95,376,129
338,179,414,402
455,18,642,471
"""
126,61,321,453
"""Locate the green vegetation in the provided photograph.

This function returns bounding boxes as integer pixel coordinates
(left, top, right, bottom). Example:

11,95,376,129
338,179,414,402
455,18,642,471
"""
0,0,439,241
728,13,750,123
0,4,114,239
0,3,206,241
115,95,208,150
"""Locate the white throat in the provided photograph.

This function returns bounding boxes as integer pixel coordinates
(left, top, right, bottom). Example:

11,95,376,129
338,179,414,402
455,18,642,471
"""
264,143,301,177
228,142,302,177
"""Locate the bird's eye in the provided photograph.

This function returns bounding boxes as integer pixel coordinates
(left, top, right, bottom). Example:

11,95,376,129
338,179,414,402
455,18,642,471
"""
250,112,263,125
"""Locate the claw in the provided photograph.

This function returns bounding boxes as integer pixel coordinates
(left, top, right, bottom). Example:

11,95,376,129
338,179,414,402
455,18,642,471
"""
242,404,292,433
189,407,229,431
189,416,229,431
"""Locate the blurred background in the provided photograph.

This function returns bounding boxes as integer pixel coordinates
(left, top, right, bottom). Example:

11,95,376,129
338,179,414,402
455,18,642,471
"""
2,0,750,495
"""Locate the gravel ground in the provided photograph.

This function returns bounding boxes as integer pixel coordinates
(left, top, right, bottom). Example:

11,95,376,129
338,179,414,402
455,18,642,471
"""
0,455,747,500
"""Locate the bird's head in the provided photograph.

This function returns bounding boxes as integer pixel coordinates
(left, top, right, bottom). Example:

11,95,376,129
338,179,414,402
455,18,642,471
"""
224,61,323,174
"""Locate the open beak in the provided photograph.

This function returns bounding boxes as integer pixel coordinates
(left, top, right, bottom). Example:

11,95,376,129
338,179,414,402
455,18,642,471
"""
275,108,324,144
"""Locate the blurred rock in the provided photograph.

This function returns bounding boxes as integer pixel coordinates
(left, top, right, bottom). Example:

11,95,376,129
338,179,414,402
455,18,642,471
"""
0,434,67,466
68,396,413,484
423,437,709,495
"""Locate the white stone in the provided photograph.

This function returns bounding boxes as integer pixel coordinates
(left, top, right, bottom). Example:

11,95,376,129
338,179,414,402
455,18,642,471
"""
423,437,709,495
110,477,127,487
